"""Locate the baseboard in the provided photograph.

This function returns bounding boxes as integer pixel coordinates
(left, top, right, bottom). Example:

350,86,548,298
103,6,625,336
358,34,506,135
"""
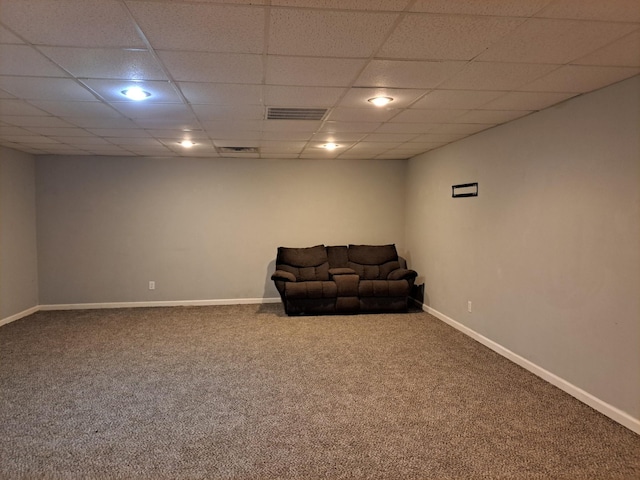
39,297,282,311
420,303,640,436
0,305,40,327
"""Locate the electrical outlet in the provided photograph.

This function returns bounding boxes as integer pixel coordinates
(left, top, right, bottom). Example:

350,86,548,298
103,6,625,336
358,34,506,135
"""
149,281,155,290
467,301,472,313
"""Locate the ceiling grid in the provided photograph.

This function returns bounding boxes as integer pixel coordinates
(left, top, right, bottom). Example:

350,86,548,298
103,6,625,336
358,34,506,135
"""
0,0,638,159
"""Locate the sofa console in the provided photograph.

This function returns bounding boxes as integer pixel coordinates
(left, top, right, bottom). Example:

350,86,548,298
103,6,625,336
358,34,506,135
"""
271,244,418,316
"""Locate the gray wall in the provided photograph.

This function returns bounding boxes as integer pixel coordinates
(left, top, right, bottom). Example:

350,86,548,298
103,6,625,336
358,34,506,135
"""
405,76,640,420
0,146,38,320
36,157,407,304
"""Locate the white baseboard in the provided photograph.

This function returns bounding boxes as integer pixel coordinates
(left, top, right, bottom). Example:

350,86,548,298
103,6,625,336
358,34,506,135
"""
1,298,282,323
0,305,40,327
420,303,640,435
39,297,282,311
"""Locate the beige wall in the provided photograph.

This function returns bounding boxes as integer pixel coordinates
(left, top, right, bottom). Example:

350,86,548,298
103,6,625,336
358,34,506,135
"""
36,157,407,304
0,146,38,320
406,76,640,420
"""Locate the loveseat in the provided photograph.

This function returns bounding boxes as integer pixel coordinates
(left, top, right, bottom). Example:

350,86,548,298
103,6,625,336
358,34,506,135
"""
271,244,418,315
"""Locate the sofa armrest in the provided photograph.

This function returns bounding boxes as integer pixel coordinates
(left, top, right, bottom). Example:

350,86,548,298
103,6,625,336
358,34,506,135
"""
329,267,357,277
271,270,297,282
388,268,418,281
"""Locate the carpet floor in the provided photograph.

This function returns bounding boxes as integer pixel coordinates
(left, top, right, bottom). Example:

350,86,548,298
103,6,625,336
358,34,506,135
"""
1,304,638,479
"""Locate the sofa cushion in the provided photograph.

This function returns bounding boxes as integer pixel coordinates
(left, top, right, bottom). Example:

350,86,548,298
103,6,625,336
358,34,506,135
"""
285,281,337,299
278,245,328,267
347,244,401,280
358,279,410,297
276,245,330,281
348,244,398,265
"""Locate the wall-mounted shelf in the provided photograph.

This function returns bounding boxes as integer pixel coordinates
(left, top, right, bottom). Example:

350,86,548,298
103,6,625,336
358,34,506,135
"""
452,182,478,198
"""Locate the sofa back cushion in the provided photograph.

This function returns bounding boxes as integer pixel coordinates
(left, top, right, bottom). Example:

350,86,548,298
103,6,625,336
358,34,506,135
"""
347,244,401,280
327,245,349,268
277,245,330,281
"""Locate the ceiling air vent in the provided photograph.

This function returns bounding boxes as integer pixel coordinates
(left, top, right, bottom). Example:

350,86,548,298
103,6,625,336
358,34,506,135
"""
216,146,260,154
266,107,328,121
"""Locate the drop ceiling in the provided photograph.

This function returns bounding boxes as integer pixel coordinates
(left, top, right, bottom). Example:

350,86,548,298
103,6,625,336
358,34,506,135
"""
0,0,638,159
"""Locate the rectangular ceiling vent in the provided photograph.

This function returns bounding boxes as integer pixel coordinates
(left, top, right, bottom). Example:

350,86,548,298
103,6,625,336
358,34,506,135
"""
216,146,259,154
266,107,328,121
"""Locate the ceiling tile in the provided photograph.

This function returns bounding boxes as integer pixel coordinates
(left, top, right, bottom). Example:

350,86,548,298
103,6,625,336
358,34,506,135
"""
0,45,67,77
327,107,398,123
1,134,60,144
33,145,89,154
0,99,50,116
80,79,182,103
80,146,137,156
86,128,152,138
438,62,558,90
362,133,419,142
477,18,638,64
29,101,123,118
572,31,640,68
319,121,382,133
179,83,263,105
63,117,139,129
266,56,366,87
192,104,264,121
413,90,503,109
479,91,577,110
409,0,553,16
202,120,262,133
411,133,466,143
338,88,427,108
158,51,263,84
261,130,314,141
111,103,194,121
131,117,201,130
378,14,524,60
259,141,307,153
264,86,345,107
348,141,402,152
536,0,640,22
0,0,146,48
53,136,111,145
105,137,165,147
310,132,367,143
428,123,495,135
0,76,97,101
39,47,168,81
126,2,265,53
25,127,94,137
205,131,262,142
0,141,46,154
149,129,209,140
263,119,322,132
0,125,35,136
517,65,640,93
0,25,25,44
268,8,398,57
394,141,446,152
454,109,531,124
392,109,467,123
355,60,467,89
1,115,76,128
375,123,433,134
271,0,410,10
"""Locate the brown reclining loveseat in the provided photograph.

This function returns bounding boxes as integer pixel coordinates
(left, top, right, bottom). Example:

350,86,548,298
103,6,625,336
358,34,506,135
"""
271,244,418,315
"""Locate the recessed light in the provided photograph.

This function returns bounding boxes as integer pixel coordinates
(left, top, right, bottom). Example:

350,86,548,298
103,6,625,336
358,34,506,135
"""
323,143,340,150
368,96,393,107
179,140,195,148
121,86,151,101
